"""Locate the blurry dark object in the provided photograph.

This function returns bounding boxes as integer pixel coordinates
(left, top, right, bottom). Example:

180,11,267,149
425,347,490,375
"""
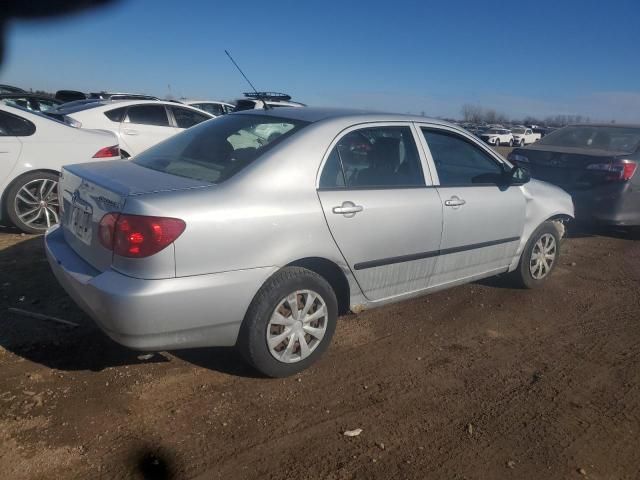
0,0,119,65
0,84,25,94
55,90,87,102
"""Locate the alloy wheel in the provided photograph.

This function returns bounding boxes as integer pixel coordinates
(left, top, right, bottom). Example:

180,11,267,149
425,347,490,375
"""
529,233,557,280
13,178,59,231
267,290,328,363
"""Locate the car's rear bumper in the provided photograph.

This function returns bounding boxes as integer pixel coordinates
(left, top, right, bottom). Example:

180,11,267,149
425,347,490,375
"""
567,182,640,226
45,225,277,350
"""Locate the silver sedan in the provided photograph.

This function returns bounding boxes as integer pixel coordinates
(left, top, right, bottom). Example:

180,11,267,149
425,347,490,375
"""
45,108,574,377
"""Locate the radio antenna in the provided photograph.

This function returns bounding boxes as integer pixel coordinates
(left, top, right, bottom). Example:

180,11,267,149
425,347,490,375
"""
224,50,271,110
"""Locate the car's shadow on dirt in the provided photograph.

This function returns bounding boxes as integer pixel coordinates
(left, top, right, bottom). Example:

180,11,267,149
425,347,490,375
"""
0,234,258,377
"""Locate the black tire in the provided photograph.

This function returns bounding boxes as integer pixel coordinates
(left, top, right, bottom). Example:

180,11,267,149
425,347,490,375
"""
509,221,561,289
237,267,338,378
509,139,514,147
5,171,60,234
495,139,500,147
520,139,525,146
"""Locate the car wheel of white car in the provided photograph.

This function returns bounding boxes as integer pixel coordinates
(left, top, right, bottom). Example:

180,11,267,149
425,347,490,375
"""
510,221,560,289
508,139,514,147
495,139,500,147
237,266,338,377
6,171,60,234
520,139,525,146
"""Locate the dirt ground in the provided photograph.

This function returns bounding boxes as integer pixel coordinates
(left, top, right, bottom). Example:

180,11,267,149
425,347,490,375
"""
0,222,639,480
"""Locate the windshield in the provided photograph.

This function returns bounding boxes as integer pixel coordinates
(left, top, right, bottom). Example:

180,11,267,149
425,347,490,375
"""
133,114,309,183
537,125,640,152
511,128,525,134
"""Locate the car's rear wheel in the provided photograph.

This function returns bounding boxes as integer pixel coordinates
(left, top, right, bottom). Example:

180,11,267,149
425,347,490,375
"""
495,139,500,147
509,139,514,147
237,267,338,377
509,221,561,288
5,171,60,234
520,139,525,146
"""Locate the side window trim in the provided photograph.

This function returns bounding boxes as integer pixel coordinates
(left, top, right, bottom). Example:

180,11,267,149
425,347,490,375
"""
415,123,511,187
316,122,432,191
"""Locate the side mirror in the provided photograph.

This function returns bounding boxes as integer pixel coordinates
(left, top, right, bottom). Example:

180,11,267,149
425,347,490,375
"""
510,165,531,184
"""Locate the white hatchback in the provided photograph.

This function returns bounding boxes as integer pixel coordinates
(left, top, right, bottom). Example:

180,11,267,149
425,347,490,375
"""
47,100,214,158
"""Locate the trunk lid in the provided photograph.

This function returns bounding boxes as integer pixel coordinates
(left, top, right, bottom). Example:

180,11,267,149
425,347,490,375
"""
59,160,210,271
512,144,626,190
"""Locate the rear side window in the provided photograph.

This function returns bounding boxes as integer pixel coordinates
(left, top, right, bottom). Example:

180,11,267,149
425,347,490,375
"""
133,114,308,184
125,105,169,126
422,129,504,186
104,107,126,122
0,111,36,136
170,107,211,128
320,126,425,189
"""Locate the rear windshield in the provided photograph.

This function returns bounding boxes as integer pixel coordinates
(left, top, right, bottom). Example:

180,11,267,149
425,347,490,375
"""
511,128,525,134
133,114,309,183
538,125,640,153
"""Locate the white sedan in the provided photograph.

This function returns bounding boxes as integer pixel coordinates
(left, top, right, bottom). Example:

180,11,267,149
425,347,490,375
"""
0,105,120,233
46,100,214,158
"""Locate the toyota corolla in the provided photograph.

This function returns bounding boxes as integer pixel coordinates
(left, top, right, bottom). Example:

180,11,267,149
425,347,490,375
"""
45,108,574,377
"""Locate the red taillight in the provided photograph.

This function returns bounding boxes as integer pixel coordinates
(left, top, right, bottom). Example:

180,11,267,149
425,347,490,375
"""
586,159,637,182
93,145,120,158
98,213,186,258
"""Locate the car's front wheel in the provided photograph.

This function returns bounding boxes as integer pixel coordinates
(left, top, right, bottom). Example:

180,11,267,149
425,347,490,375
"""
509,139,514,147
237,267,338,377
5,171,60,234
520,139,525,146
509,221,561,289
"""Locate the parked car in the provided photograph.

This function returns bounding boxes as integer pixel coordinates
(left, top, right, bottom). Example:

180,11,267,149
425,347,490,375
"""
480,128,514,146
0,84,26,94
1,93,62,113
45,100,213,158
234,92,305,111
511,127,541,146
509,124,640,228
184,100,235,116
0,104,120,233
45,108,573,377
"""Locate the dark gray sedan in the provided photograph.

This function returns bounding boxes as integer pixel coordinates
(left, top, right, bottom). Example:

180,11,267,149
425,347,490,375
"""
509,124,640,229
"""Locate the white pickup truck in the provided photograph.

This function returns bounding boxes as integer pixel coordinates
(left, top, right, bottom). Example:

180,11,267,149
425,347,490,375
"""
511,127,541,146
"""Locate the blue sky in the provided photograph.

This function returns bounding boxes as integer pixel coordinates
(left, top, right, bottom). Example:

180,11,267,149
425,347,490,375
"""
2,0,639,121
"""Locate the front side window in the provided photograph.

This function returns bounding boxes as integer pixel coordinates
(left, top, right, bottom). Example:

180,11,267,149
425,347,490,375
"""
170,107,210,129
133,114,308,184
0,111,36,136
125,105,170,126
422,129,504,186
193,103,224,116
320,126,425,189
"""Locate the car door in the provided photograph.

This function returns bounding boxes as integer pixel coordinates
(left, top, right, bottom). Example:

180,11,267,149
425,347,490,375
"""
119,104,175,156
418,126,525,287
0,110,27,185
317,124,443,302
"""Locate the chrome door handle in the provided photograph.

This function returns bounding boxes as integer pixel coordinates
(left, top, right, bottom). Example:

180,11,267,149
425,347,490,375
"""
123,129,139,135
332,201,363,217
444,196,466,207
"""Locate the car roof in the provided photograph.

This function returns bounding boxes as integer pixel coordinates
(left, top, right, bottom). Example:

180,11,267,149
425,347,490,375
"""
185,100,233,106
233,106,455,127
566,123,640,129
55,99,215,116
